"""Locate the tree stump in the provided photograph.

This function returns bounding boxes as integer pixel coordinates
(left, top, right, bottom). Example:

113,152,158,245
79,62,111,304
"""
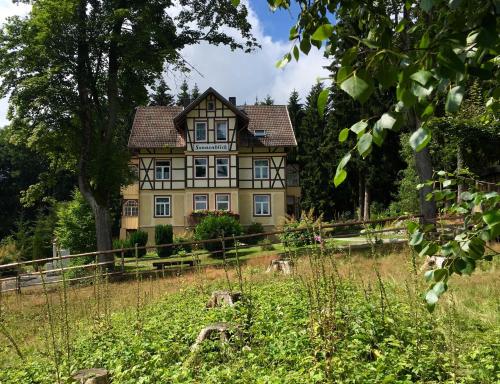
191,322,236,352
206,290,242,308
266,259,293,275
72,368,109,384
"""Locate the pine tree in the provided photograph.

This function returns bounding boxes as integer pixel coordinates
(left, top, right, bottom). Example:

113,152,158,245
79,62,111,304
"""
191,83,200,100
176,79,190,106
260,95,274,105
149,79,175,106
287,90,303,132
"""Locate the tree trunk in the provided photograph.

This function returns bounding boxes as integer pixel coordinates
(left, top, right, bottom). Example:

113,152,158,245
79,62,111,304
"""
358,174,365,220
363,186,370,221
457,145,464,203
415,146,436,225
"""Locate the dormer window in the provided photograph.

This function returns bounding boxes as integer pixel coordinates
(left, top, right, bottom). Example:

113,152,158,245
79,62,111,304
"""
254,129,267,138
207,95,215,111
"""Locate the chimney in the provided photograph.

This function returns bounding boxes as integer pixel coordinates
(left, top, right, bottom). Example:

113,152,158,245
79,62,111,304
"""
228,96,236,106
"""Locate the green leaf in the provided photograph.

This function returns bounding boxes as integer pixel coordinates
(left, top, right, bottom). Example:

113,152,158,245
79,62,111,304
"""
432,281,447,296
411,82,433,98
317,89,329,116
231,0,240,6
275,53,290,69
350,120,368,135
357,133,372,158
421,103,435,119
438,46,465,74
460,191,473,201
337,66,353,83
406,221,419,234
419,31,430,49
445,86,465,114
372,121,386,147
467,237,485,259
433,268,448,282
425,289,439,305
410,70,433,86
397,85,417,107
334,169,347,187
300,38,311,54
409,127,431,152
420,0,435,12
409,231,424,246
376,65,398,89
293,45,299,61
339,128,349,143
311,23,334,41
338,153,352,169
483,210,500,226
376,113,399,130
340,72,374,103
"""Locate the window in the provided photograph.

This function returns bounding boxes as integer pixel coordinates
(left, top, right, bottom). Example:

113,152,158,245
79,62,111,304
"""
123,200,138,216
155,196,171,217
216,157,229,178
207,96,215,111
216,194,230,211
255,129,267,137
195,121,207,142
155,160,171,180
254,195,270,216
254,159,269,179
193,194,208,211
216,121,228,141
194,157,208,178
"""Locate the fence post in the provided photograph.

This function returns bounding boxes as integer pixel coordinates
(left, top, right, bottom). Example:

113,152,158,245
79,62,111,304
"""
15,274,21,295
121,250,125,273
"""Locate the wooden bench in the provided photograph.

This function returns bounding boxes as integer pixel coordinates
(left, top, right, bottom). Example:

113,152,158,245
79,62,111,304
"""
152,259,199,270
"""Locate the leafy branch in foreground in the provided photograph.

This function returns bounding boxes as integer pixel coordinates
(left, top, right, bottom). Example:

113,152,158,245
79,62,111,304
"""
407,171,499,311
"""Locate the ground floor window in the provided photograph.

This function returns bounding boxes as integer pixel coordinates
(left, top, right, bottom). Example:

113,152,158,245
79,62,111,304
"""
123,200,138,216
216,194,230,211
194,194,208,211
254,194,271,216
155,196,171,217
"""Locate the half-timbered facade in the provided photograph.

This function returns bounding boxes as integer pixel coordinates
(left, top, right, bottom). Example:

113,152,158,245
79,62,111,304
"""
120,87,300,240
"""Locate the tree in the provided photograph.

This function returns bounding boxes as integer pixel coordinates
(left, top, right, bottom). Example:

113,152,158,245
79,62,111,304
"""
1,0,258,266
191,83,200,100
270,0,499,224
287,89,303,132
260,95,274,105
176,79,191,106
149,79,175,106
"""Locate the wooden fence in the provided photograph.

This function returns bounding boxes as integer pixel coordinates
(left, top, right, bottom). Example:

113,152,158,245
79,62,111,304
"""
1,213,463,294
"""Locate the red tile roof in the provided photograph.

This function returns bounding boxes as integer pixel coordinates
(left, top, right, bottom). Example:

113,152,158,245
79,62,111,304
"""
128,99,296,149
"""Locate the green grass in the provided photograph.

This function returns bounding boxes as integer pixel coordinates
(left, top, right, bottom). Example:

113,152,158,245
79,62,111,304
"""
1,245,498,383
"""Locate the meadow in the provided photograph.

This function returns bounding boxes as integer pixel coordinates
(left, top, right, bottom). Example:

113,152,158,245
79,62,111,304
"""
0,242,498,383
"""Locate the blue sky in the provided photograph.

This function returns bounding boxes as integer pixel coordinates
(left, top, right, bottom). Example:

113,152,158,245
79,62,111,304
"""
0,0,329,126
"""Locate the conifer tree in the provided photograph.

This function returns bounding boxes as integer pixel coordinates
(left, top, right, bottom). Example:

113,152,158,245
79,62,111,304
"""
149,79,175,106
191,83,200,100
176,80,190,106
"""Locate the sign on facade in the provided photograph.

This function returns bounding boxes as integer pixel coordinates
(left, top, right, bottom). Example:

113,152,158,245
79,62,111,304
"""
193,143,230,151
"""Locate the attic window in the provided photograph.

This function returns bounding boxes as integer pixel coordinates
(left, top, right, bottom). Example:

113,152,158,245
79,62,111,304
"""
254,129,267,138
207,95,215,111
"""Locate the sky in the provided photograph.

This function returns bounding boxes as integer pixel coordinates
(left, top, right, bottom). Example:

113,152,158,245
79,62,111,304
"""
0,0,329,126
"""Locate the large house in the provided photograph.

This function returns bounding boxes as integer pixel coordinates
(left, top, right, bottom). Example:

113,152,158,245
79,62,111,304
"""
120,87,300,241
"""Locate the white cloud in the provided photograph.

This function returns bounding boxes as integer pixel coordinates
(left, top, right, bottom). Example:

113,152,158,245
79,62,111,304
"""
0,0,329,126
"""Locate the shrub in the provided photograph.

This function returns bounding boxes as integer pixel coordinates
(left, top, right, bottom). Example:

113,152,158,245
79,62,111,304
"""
113,238,132,258
55,189,96,254
188,210,240,226
194,215,242,255
278,209,322,248
174,232,193,254
0,237,21,276
128,230,148,257
155,224,173,258
258,238,274,251
245,222,265,245
32,208,57,262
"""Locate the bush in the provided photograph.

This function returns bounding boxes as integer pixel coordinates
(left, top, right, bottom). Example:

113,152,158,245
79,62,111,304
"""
245,222,265,245
0,237,21,276
194,215,242,255
174,232,193,254
55,189,96,254
32,208,57,262
258,238,274,251
128,230,148,257
278,209,321,248
188,210,240,226
113,238,132,258
155,224,173,258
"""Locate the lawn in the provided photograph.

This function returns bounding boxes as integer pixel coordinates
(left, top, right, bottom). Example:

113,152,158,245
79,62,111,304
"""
1,243,497,383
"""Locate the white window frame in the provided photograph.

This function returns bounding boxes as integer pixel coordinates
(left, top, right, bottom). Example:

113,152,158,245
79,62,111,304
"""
123,200,138,217
194,157,208,178
155,159,171,180
216,157,229,178
195,121,207,142
215,121,228,142
254,195,270,216
155,196,171,217
254,159,270,179
193,194,208,211
216,194,230,211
